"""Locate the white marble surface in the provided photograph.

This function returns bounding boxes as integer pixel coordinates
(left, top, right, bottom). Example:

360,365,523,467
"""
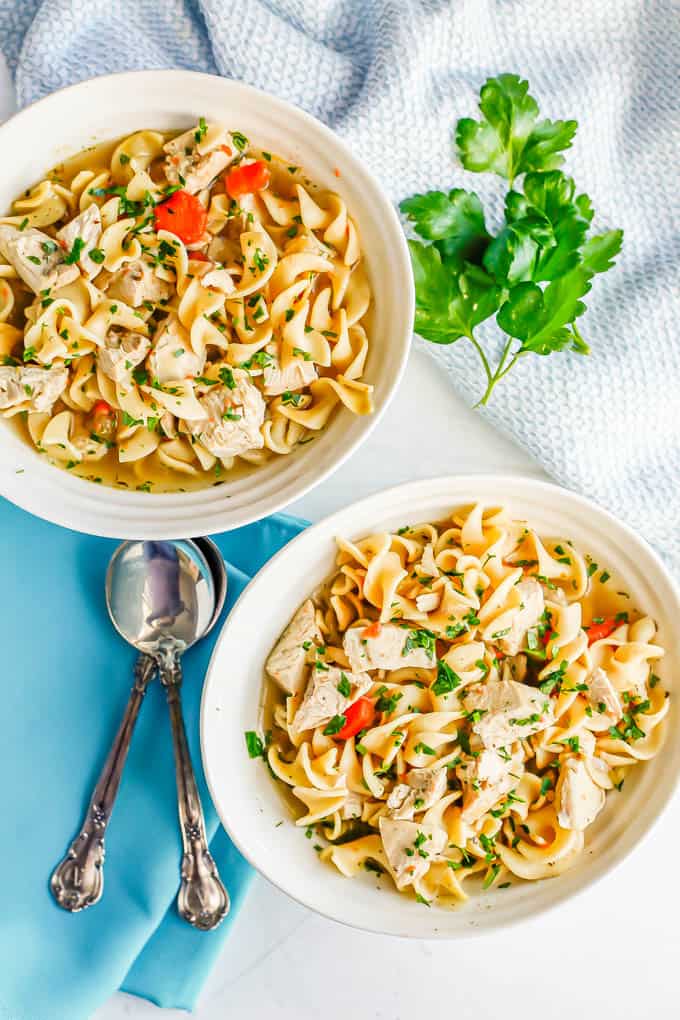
1,60,677,1020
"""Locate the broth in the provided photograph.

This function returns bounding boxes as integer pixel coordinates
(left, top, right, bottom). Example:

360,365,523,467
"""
0,126,373,492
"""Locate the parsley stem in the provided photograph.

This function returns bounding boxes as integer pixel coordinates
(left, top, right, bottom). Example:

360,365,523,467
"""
475,340,522,406
494,337,514,376
467,332,493,387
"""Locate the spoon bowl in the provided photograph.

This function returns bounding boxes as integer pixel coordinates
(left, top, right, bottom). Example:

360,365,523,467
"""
193,536,228,637
106,540,216,656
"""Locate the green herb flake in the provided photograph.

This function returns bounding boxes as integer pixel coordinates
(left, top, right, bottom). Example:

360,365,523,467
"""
337,672,352,698
245,730,265,758
323,715,347,736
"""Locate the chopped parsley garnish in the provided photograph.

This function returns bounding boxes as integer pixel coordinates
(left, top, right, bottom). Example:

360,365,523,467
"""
337,672,352,698
232,131,248,151
63,236,86,265
413,741,436,756
244,730,265,758
240,350,274,370
483,864,501,889
402,628,436,659
194,117,208,144
88,247,105,264
465,708,487,724
445,621,467,640
323,714,347,736
219,365,236,389
252,247,269,272
432,660,461,696
600,570,611,583
538,659,568,695
282,390,303,406
375,687,403,714
509,712,541,727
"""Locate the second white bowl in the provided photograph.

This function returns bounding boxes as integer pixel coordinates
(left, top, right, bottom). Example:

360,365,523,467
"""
201,475,680,937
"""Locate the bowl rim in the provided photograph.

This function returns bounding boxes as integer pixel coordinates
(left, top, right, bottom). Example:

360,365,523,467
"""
200,473,680,938
0,69,414,538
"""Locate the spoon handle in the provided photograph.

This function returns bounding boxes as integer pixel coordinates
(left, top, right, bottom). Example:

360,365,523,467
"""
50,654,156,911
156,645,229,931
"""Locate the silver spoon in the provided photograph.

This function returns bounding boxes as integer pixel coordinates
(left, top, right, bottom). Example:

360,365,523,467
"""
51,538,228,930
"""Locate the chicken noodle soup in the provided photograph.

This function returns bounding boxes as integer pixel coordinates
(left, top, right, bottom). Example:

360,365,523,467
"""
255,503,668,906
0,123,373,491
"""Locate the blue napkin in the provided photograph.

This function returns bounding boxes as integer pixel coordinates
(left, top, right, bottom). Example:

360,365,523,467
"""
0,498,306,1020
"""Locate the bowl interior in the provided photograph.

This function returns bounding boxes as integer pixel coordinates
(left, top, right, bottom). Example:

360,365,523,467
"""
201,475,680,937
0,71,412,538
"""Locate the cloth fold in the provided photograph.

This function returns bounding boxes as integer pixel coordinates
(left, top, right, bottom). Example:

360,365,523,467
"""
0,500,306,1020
2,0,677,572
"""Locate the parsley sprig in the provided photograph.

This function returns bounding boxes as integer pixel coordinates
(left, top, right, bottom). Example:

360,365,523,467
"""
400,74,623,405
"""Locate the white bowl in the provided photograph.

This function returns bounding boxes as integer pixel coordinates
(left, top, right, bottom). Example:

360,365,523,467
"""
0,71,413,538
201,475,680,937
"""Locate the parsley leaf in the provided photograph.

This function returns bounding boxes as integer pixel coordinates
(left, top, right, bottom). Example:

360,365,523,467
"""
432,660,462,696
400,189,490,268
456,74,577,185
409,241,500,343
496,267,592,355
580,230,625,274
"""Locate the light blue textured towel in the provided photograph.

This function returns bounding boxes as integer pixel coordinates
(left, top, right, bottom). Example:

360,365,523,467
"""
1,0,678,574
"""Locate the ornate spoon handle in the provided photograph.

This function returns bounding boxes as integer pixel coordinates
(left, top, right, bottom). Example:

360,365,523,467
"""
156,643,229,931
50,654,156,911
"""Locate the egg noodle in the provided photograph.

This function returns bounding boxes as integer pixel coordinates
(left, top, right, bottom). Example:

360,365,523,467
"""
259,503,668,906
0,122,372,491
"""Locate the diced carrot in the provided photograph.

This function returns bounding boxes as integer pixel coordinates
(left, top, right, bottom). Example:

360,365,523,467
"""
225,160,270,198
585,618,618,645
153,190,207,245
361,621,382,640
336,697,375,740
